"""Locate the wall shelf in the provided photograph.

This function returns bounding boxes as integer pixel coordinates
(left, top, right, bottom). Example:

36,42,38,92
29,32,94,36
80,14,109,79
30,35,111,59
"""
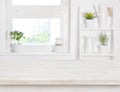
81,27,114,31
81,53,114,57
79,4,115,60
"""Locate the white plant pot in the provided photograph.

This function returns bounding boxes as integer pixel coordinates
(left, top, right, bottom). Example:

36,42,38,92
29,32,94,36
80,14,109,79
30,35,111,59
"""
99,45,108,54
85,20,94,28
11,44,21,53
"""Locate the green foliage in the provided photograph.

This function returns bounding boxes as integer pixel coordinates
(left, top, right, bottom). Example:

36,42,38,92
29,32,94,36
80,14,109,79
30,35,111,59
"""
21,31,50,44
99,34,108,45
10,31,25,42
84,12,96,20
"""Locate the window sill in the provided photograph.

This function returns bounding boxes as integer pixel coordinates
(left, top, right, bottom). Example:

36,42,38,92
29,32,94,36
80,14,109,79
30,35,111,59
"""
0,52,70,56
0,52,75,60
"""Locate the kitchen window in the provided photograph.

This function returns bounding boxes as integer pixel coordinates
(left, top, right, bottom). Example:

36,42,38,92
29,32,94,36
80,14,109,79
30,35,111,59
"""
5,0,70,54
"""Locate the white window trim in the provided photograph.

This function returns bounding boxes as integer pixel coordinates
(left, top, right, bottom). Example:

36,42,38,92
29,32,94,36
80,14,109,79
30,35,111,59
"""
7,0,69,53
0,0,76,60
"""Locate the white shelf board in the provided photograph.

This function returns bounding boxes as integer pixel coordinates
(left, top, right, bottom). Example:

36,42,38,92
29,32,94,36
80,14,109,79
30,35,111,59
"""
80,30,112,37
81,53,114,57
81,27,114,31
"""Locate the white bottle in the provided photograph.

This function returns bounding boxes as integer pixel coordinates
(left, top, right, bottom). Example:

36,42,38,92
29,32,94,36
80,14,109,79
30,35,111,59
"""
107,7,113,27
84,37,93,53
99,4,107,28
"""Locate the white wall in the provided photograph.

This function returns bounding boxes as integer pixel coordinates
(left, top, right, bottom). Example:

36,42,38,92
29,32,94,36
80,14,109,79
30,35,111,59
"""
0,0,119,81
0,0,120,91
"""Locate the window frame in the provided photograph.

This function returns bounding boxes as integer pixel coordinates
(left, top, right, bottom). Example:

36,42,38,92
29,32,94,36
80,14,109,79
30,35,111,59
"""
0,0,76,60
6,0,70,54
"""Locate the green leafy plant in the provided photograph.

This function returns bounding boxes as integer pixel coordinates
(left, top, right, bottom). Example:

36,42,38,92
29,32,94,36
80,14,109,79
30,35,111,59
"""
99,34,108,45
10,30,25,44
84,12,96,20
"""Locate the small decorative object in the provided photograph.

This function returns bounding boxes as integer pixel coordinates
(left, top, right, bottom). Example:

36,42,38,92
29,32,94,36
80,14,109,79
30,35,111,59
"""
54,38,64,53
91,37,99,53
83,37,88,53
83,37,93,53
84,12,96,27
10,30,25,52
99,33,108,53
93,5,100,27
107,7,113,27
99,4,106,27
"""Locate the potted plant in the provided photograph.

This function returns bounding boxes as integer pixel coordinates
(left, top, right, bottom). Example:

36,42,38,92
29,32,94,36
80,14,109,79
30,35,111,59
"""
83,12,96,27
10,30,25,52
99,33,108,53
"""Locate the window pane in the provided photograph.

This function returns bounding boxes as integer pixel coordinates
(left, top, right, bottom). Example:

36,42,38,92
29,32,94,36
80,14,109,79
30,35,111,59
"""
12,18,61,45
12,0,61,6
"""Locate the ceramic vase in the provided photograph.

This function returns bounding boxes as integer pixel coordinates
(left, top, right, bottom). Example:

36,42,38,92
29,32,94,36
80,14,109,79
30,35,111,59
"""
99,45,108,53
85,19,94,28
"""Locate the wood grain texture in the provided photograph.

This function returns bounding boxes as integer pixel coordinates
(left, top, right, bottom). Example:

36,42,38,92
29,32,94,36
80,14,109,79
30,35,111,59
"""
0,80,120,85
